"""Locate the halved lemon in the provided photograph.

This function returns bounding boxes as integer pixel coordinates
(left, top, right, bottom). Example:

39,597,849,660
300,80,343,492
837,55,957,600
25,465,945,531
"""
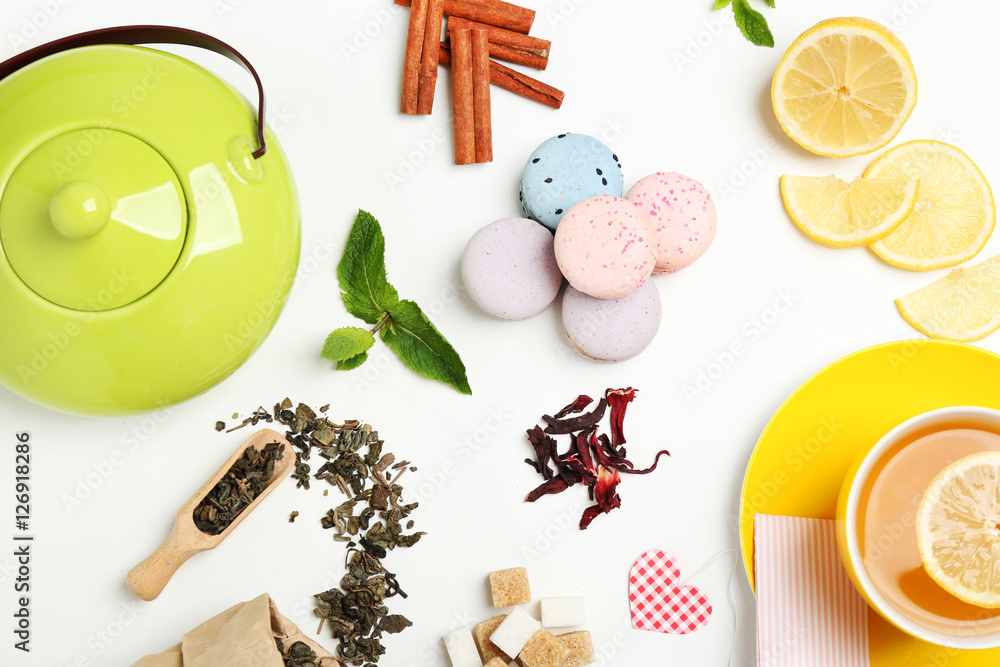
916,451,1000,608
867,140,995,271
896,254,1000,341
780,175,918,247
772,17,917,158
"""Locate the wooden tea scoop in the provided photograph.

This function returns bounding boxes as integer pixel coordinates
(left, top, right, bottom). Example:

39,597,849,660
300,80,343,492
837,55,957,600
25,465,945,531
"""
127,428,295,601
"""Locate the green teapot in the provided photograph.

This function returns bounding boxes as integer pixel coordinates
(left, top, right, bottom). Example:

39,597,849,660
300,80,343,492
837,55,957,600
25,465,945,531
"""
0,26,300,415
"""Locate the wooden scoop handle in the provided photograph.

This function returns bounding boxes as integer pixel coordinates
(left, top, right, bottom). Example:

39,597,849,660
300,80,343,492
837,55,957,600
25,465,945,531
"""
126,526,204,601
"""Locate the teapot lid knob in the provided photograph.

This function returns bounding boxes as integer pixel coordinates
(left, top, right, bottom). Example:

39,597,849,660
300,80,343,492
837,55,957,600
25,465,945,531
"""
50,180,110,239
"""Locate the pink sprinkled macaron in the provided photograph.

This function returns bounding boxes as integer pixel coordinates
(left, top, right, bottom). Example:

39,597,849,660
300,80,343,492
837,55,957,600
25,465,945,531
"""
626,172,717,273
562,282,661,363
461,218,564,320
553,195,655,300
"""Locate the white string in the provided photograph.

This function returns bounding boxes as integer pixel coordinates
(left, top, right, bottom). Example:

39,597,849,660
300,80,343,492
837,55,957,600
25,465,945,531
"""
677,549,740,667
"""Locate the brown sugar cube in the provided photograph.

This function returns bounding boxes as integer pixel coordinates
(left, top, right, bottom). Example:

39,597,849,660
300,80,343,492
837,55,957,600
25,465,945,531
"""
485,659,510,667
558,631,596,667
489,567,531,607
474,615,508,662
519,629,570,667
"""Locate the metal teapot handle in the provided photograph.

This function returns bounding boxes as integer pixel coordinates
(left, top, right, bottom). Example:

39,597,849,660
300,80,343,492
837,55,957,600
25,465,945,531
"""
0,25,269,159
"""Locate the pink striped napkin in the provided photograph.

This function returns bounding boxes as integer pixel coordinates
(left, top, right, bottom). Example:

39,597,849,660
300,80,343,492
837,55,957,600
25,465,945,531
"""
754,514,869,667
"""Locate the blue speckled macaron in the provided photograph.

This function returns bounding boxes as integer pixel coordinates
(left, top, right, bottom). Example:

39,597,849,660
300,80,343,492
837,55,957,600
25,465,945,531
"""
519,133,624,230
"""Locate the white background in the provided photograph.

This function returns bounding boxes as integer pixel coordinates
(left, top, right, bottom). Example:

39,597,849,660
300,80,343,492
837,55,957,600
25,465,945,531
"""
1,0,998,665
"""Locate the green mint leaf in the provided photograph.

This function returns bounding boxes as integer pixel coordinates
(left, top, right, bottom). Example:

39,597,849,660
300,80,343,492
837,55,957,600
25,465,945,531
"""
762,0,775,8
732,0,774,47
713,0,732,9
380,300,471,395
337,352,369,371
322,327,375,362
338,210,399,325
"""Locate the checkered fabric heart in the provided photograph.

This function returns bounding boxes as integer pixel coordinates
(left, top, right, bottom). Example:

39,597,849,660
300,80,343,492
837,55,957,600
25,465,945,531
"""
629,550,712,634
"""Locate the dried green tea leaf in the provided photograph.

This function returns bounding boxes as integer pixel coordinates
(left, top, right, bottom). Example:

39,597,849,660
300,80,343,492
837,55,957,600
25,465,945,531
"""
193,442,285,535
379,615,413,634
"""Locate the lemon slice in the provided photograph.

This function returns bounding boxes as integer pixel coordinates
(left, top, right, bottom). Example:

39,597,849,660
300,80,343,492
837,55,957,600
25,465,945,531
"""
896,255,1000,341
866,140,995,271
780,175,918,247
916,451,1000,608
772,17,917,158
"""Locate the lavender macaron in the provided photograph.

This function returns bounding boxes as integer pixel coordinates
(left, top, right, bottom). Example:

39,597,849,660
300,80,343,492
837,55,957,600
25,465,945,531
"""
461,218,563,320
562,282,661,363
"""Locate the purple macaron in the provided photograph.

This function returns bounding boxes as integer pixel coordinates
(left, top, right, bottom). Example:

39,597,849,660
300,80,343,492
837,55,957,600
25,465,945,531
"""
562,281,661,362
462,218,564,320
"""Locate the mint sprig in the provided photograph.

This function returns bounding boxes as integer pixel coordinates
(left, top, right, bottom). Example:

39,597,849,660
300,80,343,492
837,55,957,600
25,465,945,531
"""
715,0,774,47
322,211,472,395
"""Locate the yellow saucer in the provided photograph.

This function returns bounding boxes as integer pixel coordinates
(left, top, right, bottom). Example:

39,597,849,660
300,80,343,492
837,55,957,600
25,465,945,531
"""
739,340,1000,665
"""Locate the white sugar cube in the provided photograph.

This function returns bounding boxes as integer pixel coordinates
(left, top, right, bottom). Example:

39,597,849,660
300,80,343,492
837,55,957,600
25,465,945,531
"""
489,606,541,658
540,596,586,627
444,627,484,667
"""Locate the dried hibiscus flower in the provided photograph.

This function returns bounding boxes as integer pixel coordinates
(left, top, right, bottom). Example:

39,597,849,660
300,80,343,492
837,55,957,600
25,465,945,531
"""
524,388,669,529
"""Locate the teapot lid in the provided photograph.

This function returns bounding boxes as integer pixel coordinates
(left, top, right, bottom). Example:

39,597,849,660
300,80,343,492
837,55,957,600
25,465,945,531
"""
0,128,186,310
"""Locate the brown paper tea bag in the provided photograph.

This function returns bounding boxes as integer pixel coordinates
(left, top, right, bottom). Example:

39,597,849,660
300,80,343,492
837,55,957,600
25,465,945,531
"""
131,593,337,667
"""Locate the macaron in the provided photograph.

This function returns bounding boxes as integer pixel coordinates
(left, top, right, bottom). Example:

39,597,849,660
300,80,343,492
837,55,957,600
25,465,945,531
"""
562,282,661,363
520,133,624,230
626,172,717,273
461,218,563,320
553,195,655,299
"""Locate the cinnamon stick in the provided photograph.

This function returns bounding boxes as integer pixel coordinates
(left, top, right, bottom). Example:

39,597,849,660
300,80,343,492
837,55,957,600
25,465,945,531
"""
451,28,476,165
395,0,534,34
439,43,564,109
448,16,550,69
471,28,493,163
482,42,548,70
401,0,429,113
417,0,446,115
